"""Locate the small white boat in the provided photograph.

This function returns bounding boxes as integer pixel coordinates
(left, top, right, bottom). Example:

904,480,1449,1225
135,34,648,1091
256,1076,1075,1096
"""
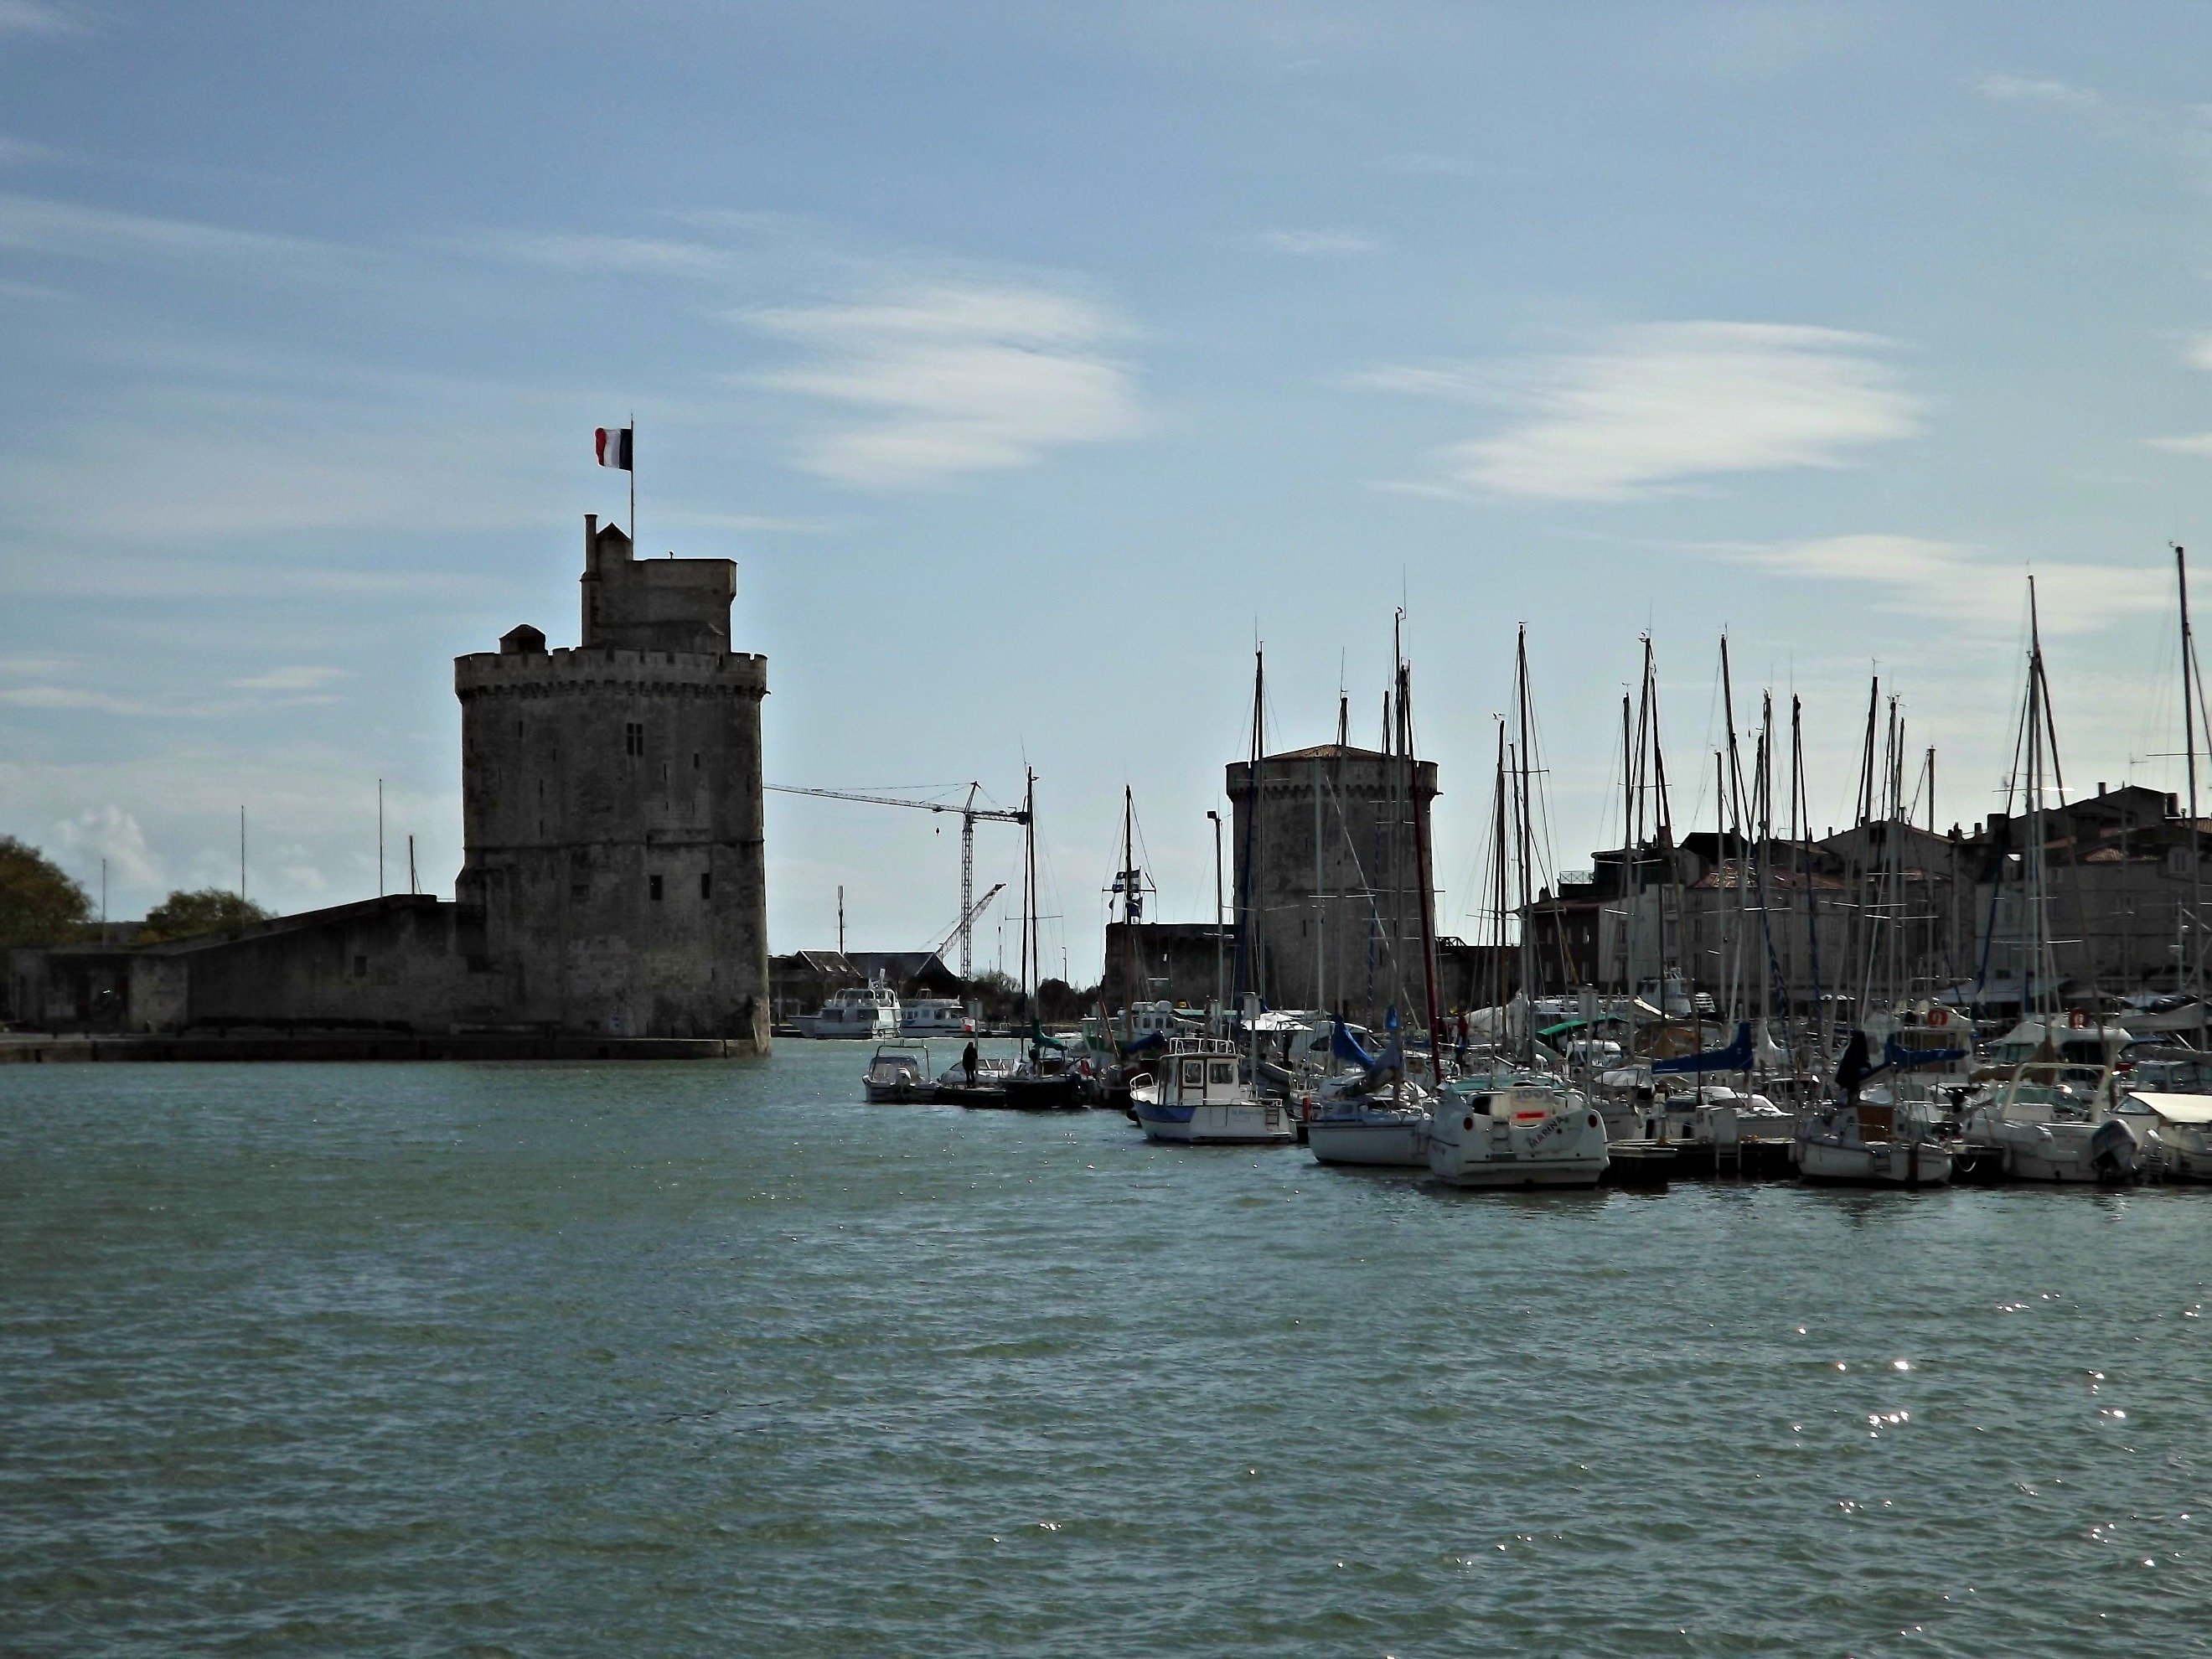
1132,1037,1293,1145
2121,1090,2212,1180
1961,1062,2139,1183
1796,1096,1952,1186
861,1041,933,1103
805,983,900,1039
1426,1078,1609,1188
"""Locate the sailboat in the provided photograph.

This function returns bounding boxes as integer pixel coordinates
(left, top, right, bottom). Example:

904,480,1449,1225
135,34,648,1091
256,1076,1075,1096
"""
1308,647,1438,1168
1428,628,1609,1189
1956,580,2139,1181
994,770,1086,1111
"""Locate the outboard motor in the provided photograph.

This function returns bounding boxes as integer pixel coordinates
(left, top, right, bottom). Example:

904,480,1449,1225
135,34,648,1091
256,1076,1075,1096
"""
2089,1116,2139,1185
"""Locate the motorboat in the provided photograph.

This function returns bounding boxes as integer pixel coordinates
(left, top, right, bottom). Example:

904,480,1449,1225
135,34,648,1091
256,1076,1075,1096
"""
1426,1076,1609,1189
805,983,900,1039
2117,1090,2212,1181
1961,1061,2140,1183
933,1053,1016,1105
861,1041,933,1103
900,997,974,1037
1795,1093,1952,1186
1132,1037,1293,1145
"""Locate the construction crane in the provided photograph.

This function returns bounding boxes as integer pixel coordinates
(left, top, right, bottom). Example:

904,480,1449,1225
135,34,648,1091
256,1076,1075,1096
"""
925,881,1005,962
764,783,1028,978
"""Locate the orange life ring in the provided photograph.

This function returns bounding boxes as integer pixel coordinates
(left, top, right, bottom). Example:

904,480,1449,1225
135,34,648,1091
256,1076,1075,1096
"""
1928,1008,1949,1029
2069,1010,2088,1030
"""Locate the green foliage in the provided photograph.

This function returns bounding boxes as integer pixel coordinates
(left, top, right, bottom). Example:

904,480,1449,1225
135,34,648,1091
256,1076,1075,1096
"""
138,888,273,944
0,838,91,946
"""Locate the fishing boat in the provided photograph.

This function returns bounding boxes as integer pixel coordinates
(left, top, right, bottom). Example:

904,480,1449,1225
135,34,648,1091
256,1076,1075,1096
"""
805,983,900,1039
861,1041,934,1103
1132,1036,1293,1145
1426,1075,1610,1188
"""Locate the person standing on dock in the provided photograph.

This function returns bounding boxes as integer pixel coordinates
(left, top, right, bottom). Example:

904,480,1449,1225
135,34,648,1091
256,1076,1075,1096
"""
962,1039,979,1088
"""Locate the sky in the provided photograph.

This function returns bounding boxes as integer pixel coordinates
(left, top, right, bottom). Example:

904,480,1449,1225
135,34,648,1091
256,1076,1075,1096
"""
5,1,2212,980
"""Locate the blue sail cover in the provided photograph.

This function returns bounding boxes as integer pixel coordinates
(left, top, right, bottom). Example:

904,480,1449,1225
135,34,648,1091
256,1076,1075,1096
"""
1651,1021,1755,1076
1331,1018,1379,1069
1883,1033,1968,1072
1118,1030,1168,1057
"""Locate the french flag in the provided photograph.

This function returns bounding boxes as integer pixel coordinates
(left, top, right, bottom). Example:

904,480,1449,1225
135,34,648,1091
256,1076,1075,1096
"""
594,426,633,471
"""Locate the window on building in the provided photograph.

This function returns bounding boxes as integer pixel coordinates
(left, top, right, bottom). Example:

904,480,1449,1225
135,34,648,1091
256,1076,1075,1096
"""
625,721,644,757
649,875,664,902
700,873,712,899
692,752,701,771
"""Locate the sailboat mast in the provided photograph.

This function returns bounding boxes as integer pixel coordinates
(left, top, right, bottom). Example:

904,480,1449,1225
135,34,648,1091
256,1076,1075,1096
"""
1514,628,1537,1018
2181,545,2205,1045
1400,661,1444,1074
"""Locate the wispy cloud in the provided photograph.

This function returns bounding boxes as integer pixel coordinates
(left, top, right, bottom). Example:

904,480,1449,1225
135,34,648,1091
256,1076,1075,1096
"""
1365,321,1918,501
461,227,734,279
2,685,160,714
229,665,352,693
1254,227,1381,256
1974,71,2100,110
1705,534,2168,638
0,1,74,34
0,193,344,274
736,281,1142,488
661,509,840,535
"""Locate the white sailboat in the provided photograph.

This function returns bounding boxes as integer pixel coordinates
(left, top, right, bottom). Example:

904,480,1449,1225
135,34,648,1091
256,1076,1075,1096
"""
1427,1075,1610,1188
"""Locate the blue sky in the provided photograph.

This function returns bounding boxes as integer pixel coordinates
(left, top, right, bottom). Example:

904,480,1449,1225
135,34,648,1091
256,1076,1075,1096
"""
5,2,2212,978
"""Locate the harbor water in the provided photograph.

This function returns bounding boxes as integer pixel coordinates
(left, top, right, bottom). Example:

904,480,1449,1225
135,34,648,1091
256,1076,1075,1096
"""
3,1048,2209,1655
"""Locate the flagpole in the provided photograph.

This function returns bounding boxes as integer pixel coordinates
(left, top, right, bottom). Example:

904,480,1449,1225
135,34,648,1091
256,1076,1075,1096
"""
628,414,636,550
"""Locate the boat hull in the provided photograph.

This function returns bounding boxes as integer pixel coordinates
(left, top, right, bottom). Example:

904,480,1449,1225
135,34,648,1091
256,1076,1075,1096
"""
1425,1098,1609,1189
1134,1100,1294,1145
1796,1137,1953,1186
1307,1115,1428,1167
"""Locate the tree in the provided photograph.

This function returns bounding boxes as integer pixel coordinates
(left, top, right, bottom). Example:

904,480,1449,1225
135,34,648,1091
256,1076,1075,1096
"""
138,888,272,944
966,968,1021,1021
0,838,91,946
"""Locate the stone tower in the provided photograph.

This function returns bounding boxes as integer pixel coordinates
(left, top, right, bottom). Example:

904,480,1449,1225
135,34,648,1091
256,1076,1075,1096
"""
452,516,770,1047
1225,744,1438,1024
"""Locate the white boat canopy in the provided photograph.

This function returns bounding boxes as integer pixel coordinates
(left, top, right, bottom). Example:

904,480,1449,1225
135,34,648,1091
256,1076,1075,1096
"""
2122,1091,2212,1124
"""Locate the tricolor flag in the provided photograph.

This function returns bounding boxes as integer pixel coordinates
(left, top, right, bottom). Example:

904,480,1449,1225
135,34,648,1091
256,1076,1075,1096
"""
594,426,633,471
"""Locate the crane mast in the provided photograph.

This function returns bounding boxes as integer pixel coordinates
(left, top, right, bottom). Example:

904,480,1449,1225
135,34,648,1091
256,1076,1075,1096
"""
764,782,1028,977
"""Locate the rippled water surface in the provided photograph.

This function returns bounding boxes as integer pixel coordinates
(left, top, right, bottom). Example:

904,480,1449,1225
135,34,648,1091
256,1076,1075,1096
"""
3,1048,2209,1656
